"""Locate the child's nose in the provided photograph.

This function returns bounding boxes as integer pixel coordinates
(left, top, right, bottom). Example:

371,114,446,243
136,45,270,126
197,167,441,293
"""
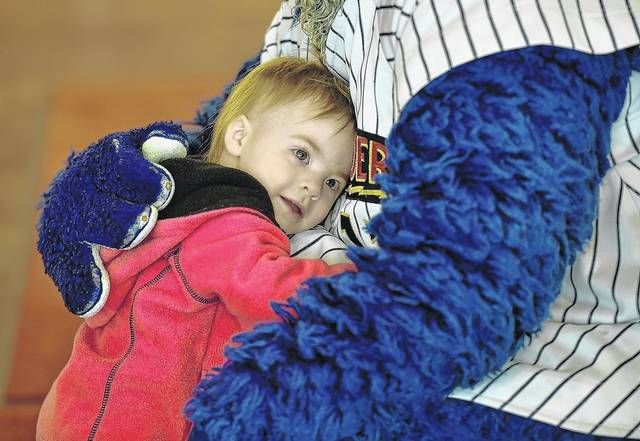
303,179,322,201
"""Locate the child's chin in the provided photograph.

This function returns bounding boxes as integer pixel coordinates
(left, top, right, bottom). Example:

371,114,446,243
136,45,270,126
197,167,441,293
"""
274,217,294,234
282,225,299,235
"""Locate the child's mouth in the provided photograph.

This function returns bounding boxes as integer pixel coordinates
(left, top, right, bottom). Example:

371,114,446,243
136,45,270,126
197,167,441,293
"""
281,196,303,218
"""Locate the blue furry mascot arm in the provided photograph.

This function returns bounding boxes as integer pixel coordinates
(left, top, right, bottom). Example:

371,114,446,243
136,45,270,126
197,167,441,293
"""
37,55,259,316
185,47,637,441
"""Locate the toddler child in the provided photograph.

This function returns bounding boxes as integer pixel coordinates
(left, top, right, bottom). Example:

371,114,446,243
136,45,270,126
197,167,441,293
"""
36,57,356,441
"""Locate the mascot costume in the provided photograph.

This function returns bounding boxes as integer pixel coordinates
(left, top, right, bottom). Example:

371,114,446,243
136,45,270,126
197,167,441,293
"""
37,0,640,439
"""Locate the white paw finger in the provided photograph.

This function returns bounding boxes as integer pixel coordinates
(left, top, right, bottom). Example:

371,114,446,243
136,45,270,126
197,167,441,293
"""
141,136,188,163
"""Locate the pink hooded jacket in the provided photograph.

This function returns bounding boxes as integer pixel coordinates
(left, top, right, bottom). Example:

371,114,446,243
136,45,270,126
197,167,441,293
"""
37,161,355,441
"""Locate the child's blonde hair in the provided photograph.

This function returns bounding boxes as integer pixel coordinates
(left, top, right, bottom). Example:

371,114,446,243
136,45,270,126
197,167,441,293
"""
207,57,354,163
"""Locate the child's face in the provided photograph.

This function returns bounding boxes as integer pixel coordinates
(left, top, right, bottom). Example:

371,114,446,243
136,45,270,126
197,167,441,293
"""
223,99,354,234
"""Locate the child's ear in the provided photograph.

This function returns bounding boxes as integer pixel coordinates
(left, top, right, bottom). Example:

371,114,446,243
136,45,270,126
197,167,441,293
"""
223,115,251,157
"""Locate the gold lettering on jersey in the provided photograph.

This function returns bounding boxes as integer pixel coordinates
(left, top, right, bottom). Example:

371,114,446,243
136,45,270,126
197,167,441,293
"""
348,130,387,203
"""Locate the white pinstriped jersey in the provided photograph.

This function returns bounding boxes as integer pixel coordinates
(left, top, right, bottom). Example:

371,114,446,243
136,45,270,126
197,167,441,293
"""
289,225,350,264
449,71,640,438
261,0,640,437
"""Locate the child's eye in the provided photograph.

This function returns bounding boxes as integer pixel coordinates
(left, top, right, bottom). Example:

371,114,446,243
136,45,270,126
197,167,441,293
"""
325,178,340,191
293,148,310,164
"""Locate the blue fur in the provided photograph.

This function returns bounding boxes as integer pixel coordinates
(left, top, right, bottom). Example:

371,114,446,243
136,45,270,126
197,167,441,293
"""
37,121,187,315
184,47,634,440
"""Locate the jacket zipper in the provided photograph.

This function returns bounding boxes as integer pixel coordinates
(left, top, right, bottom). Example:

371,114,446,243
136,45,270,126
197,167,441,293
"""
87,265,171,441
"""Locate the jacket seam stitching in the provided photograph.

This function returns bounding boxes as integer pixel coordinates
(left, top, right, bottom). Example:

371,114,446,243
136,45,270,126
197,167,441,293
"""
171,246,220,304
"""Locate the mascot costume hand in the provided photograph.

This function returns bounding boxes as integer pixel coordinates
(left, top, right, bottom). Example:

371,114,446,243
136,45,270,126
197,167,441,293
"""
38,122,188,316
38,1,640,439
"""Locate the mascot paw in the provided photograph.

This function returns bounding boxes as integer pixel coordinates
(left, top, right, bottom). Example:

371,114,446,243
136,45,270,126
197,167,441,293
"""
37,121,188,315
